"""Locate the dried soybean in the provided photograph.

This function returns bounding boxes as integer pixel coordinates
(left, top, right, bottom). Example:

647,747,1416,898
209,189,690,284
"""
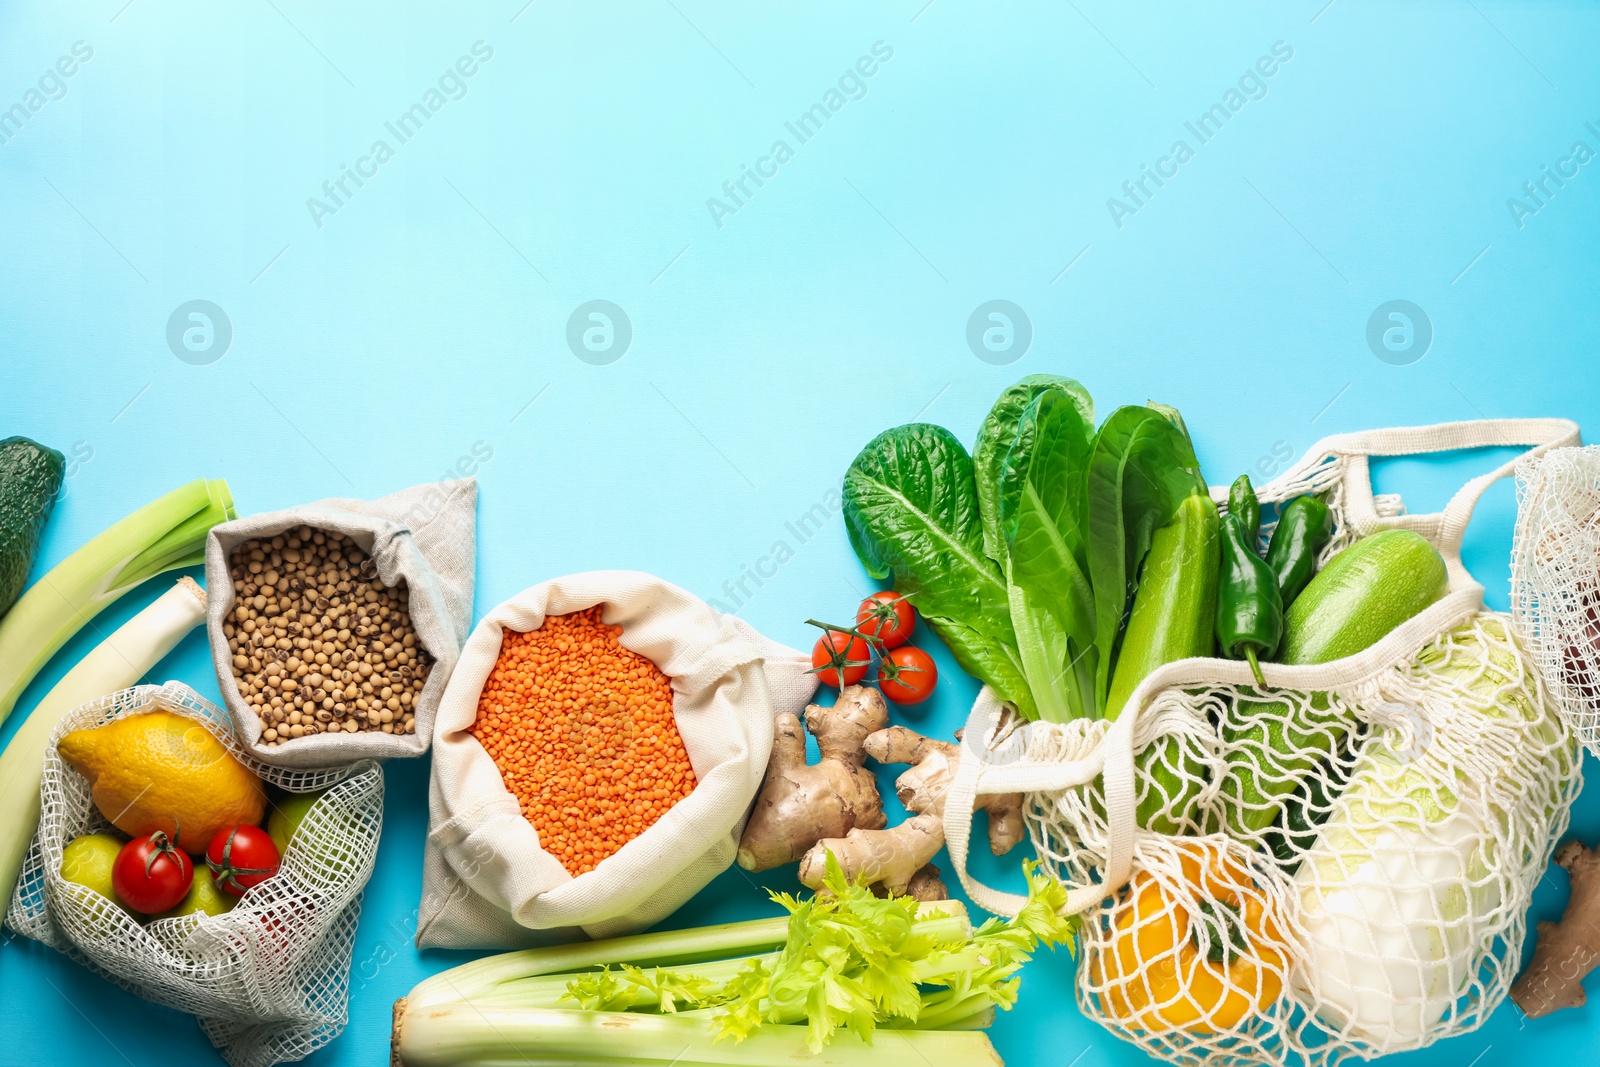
222,527,430,745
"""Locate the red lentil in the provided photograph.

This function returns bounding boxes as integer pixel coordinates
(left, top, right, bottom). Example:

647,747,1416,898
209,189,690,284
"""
469,606,695,875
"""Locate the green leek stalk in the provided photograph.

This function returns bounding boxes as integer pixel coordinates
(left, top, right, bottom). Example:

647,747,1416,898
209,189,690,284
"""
1104,492,1220,834
0,576,209,919
0,478,233,727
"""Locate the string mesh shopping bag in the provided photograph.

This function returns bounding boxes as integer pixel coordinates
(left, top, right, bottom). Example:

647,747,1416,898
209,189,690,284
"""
1512,444,1600,757
942,418,1583,1067
8,682,384,1067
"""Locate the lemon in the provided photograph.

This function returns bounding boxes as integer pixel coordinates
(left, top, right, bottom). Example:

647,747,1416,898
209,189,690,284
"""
57,710,265,855
156,866,235,919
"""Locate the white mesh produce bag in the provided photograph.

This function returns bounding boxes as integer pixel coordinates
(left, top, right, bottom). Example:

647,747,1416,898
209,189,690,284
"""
942,418,1583,1067
1512,444,1600,757
8,681,383,1067
416,570,816,947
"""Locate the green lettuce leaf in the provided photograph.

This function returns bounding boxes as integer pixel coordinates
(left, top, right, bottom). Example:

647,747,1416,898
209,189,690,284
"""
996,390,1098,721
1086,406,1206,713
843,423,1035,719
973,375,1094,570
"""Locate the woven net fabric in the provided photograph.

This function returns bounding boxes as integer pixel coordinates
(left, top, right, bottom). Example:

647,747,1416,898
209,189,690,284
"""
1020,613,1578,1067
7,682,384,1067
947,426,1584,1067
1512,445,1600,758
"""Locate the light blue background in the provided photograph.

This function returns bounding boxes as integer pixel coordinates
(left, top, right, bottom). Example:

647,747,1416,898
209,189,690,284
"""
3,1,1599,1064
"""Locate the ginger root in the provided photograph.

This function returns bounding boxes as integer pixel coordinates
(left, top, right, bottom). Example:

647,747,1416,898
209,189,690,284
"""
1511,839,1600,1018
865,726,1025,854
905,863,949,902
797,724,1025,899
736,686,888,872
800,812,945,897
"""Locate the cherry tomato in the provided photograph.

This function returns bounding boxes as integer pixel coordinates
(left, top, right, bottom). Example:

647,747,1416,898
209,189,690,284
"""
112,831,194,914
856,592,916,649
206,825,282,897
878,645,938,705
811,631,871,688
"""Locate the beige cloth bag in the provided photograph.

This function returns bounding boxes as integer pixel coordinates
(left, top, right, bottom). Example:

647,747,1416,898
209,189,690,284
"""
203,479,477,769
415,570,815,947
941,418,1583,1067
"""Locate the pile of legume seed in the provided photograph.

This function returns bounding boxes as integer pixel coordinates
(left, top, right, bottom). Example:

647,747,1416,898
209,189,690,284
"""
223,526,430,744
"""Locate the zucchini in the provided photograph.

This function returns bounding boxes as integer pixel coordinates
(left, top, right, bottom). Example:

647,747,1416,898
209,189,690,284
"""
1106,493,1220,834
1106,492,1220,717
1218,529,1449,838
1280,529,1449,663
0,437,65,617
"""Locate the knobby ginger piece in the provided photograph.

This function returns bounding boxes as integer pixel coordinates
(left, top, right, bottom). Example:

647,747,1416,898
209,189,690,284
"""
798,724,1026,897
1512,839,1600,1019
736,686,888,872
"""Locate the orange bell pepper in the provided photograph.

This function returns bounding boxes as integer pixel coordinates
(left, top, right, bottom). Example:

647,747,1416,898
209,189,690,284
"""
1092,839,1287,1034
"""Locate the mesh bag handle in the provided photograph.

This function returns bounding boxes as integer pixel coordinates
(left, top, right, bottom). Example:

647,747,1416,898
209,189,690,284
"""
1317,418,1579,585
944,417,1580,917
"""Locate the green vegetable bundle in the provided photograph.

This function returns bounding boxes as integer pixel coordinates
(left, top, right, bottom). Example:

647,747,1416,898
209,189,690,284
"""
843,376,1207,722
394,857,1075,1066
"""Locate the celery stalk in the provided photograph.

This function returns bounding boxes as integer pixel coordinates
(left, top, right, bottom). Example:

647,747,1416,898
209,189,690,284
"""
394,1006,1003,1067
0,478,233,727
476,952,778,1012
403,915,791,1011
397,862,1073,1064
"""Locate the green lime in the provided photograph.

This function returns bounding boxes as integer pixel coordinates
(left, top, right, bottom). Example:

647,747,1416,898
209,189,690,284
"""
156,865,235,919
60,833,132,917
268,790,324,855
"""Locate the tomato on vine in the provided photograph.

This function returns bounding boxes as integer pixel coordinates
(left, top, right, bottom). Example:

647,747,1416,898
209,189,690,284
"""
810,628,872,688
855,592,916,649
112,831,193,914
878,645,938,704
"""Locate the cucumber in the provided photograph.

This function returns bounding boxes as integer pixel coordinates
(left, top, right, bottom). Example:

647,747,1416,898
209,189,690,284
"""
1218,529,1449,839
1280,529,1449,664
0,437,66,617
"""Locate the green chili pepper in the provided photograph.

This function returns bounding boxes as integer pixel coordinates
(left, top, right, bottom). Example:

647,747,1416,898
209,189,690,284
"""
1228,473,1260,538
1215,475,1283,687
1264,495,1332,610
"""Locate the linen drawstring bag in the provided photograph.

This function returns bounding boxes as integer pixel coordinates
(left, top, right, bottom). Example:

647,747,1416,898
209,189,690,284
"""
416,570,816,947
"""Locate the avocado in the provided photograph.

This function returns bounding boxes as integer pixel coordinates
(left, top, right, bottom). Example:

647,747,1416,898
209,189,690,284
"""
0,436,66,616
